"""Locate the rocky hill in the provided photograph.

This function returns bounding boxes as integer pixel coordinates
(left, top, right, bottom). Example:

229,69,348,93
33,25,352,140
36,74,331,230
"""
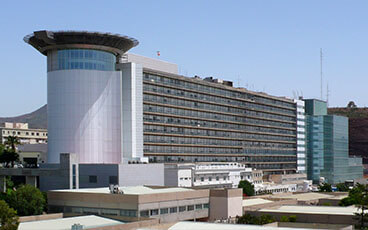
0,105,47,129
328,107,368,163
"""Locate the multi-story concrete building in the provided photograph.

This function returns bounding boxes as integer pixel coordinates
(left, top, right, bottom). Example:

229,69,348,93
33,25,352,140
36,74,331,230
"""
0,122,47,144
47,185,243,223
305,99,363,184
24,30,303,182
142,70,298,175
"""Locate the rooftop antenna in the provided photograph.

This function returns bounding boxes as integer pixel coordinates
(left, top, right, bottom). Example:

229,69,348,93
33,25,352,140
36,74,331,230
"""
320,48,323,100
326,82,330,107
237,75,241,87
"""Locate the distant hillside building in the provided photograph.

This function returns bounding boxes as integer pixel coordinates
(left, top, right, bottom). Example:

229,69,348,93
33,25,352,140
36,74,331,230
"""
0,122,47,144
304,99,363,184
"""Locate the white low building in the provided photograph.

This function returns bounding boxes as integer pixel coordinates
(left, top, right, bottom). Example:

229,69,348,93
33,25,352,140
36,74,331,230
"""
164,162,254,189
255,182,297,194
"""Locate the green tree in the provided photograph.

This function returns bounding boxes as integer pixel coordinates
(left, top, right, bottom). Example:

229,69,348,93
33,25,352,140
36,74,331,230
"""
336,184,368,228
6,184,46,216
237,214,275,225
238,180,255,196
0,200,19,230
336,183,349,192
3,136,20,152
280,215,297,222
0,137,20,168
288,215,297,222
318,183,332,192
0,143,4,155
259,214,275,224
339,184,365,206
0,150,19,168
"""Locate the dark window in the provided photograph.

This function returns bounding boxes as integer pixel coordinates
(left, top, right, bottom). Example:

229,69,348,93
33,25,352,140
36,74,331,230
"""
170,207,177,213
72,164,77,189
140,210,149,217
120,209,137,217
195,204,203,210
187,205,194,211
160,208,168,214
89,175,97,183
109,176,118,184
150,209,159,216
179,206,186,212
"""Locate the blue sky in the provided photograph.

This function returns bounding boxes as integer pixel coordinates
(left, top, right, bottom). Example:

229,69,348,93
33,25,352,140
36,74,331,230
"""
0,1,367,116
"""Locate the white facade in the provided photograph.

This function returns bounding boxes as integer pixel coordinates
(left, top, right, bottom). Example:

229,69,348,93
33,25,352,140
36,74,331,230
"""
117,63,147,163
255,183,297,194
294,99,306,173
120,53,178,75
164,162,254,189
47,70,122,163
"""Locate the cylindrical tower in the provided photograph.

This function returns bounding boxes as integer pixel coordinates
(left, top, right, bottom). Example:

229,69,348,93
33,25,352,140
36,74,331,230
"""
24,30,138,163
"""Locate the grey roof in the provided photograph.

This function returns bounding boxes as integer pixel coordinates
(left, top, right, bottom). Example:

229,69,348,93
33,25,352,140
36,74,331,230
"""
52,185,194,195
24,30,139,56
18,215,123,230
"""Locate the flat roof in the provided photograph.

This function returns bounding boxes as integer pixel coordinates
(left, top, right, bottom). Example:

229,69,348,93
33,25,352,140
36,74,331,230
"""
52,185,194,195
259,205,359,215
271,192,333,201
243,198,273,207
18,215,123,230
168,221,318,230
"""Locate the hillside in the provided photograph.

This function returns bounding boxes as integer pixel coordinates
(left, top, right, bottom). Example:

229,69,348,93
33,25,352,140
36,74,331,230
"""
328,107,368,163
0,105,47,129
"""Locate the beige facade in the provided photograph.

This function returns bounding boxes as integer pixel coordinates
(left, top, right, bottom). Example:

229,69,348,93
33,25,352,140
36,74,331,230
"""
47,186,243,223
209,188,243,221
47,186,210,223
0,122,47,144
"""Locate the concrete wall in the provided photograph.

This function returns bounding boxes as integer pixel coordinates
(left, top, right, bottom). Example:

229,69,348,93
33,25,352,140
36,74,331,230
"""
164,167,179,187
118,164,164,186
19,213,63,223
243,199,298,212
47,70,122,164
39,153,79,191
248,210,355,225
79,164,118,188
121,53,178,75
117,63,146,163
209,189,242,221
47,188,210,223
88,219,160,230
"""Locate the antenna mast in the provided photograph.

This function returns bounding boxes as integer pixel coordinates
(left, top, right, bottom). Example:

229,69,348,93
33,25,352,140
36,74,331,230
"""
326,82,330,107
320,48,323,100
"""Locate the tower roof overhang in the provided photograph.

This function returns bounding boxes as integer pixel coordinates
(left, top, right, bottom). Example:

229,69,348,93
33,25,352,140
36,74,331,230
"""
24,30,139,56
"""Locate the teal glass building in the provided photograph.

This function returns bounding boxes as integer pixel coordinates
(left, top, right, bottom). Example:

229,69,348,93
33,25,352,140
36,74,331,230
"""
305,99,363,184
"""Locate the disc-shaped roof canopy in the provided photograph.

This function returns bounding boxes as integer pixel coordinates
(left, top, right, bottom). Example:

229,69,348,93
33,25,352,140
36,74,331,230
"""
24,30,139,56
